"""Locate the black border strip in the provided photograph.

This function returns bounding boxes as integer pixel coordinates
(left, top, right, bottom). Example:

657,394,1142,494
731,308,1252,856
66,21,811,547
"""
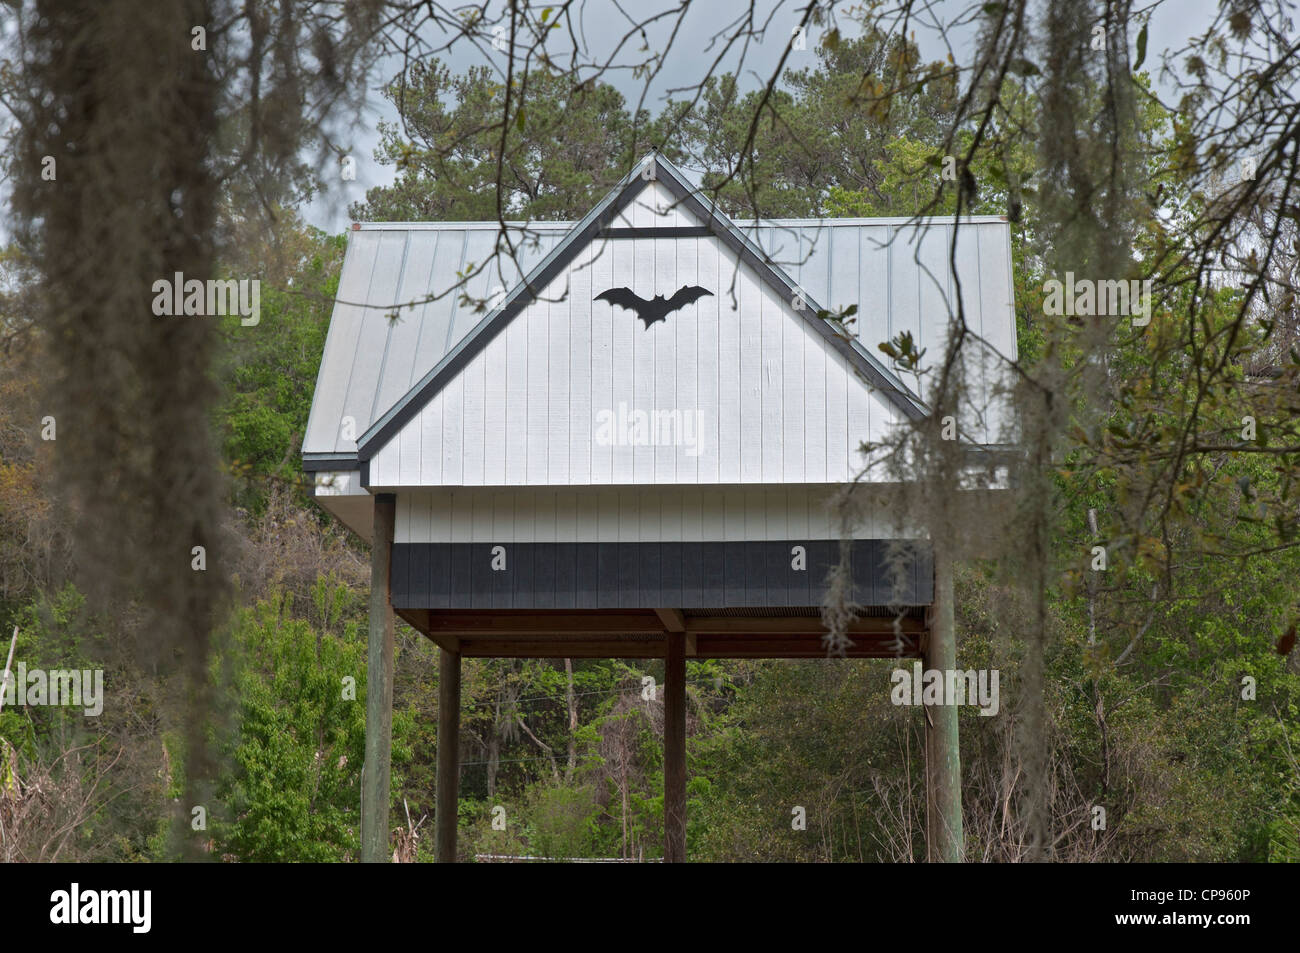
597,226,713,238
303,453,359,472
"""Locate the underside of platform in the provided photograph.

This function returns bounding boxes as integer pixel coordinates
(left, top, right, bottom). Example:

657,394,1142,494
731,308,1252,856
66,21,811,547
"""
395,606,927,658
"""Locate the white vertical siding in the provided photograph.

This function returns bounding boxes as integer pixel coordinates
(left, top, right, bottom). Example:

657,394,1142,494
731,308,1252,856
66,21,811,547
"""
525,291,549,483
759,264,784,481
712,241,738,483
653,239,676,483
569,243,594,483
686,237,710,482
589,240,613,484
505,307,528,485
441,373,464,484
824,335,849,482
631,237,655,478
393,485,907,542
556,490,577,542
483,305,509,485
610,238,636,483
366,230,908,488
737,247,763,482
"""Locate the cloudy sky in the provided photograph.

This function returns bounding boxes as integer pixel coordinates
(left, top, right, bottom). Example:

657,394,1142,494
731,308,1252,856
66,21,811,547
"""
298,1,1219,232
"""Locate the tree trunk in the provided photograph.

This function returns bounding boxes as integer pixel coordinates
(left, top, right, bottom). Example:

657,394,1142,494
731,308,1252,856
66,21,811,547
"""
564,658,577,782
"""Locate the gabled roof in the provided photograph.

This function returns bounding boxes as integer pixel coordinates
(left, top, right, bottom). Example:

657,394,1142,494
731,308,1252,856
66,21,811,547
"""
349,154,924,465
302,155,1018,472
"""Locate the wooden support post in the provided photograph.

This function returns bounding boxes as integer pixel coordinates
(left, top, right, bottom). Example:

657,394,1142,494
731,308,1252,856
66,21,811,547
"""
361,493,396,863
925,550,964,862
435,644,462,863
664,631,687,863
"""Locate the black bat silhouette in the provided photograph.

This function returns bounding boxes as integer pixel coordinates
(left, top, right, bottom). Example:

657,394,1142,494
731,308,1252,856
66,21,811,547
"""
594,285,713,328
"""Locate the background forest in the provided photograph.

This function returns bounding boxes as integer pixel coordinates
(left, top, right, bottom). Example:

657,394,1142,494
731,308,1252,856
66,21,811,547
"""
1,15,1298,862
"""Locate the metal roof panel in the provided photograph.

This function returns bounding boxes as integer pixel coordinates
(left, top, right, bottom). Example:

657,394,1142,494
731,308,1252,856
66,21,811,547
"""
303,165,1017,459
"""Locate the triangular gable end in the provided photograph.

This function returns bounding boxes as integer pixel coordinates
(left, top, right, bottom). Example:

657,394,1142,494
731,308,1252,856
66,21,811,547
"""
355,154,926,476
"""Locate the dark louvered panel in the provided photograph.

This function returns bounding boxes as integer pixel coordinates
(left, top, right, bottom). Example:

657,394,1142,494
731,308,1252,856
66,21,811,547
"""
389,540,934,609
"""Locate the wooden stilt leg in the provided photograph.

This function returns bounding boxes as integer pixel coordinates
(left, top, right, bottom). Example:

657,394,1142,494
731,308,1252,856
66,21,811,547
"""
436,645,462,863
664,632,687,863
925,550,963,862
361,493,396,863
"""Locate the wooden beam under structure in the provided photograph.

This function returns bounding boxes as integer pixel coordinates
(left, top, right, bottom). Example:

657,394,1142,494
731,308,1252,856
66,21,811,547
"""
654,607,686,632
395,608,926,659
430,636,921,657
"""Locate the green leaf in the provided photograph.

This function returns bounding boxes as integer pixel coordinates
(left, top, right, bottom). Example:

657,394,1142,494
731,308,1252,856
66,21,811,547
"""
1134,22,1148,71
516,105,526,131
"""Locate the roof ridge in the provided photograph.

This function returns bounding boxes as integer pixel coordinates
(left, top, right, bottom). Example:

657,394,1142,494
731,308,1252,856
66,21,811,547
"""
352,214,1010,230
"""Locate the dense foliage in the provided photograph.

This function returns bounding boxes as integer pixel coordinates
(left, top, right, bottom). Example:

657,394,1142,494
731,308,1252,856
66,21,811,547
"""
1,23,1297,862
